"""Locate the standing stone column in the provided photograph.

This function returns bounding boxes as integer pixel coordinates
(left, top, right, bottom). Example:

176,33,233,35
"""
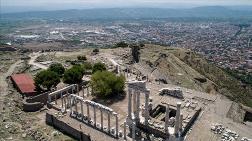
135,91,140,122
93,105,97,127
55,94,57,105
124,121,127,140
76,85,79,95
82,86,85,98
100,109,103,130
64,97,67,112
87,87,89,97
67,93,70,108
127,88,133,120
144,90,150,125
81,101,84,117
174,102,181,136
61,92,63,108
165,104,170,134
114,113,119,138
71,87,74,94
179,114,183,132
108,111,111,133
91,85,94,95
133,92,137,117
132,121,136,141
75,98,78,115
70,96,73,115
48,95,51,103
87,103,90,120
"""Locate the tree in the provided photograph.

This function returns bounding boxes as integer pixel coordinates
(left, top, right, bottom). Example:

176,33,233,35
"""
91,71,125,98
131,44,140,63
92,62,106,73
139,43,145,48
35,70,60,91
72,65,86,75
49,63,65,77
77,55,87,61
93,48,99,54
63,66,84,84
115,41,128,48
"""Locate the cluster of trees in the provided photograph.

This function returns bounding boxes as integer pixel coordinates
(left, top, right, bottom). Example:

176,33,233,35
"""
115,41,128,48
224,68,252,86
34,48,126,98
35,63,65,91
35,61,125,98
35,62,92,91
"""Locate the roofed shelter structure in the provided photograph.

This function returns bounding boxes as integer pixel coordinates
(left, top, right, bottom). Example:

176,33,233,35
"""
11,73,37,96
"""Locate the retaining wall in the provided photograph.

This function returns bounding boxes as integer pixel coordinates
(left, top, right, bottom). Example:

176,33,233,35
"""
46,112,91,141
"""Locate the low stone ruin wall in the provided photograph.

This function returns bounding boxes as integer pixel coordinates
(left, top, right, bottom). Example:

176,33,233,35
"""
22,92,49,112
26,92,49,104
46,112,91,141
137,122,168,139
159,89,184,99
23,100,44,112
181,108,201,137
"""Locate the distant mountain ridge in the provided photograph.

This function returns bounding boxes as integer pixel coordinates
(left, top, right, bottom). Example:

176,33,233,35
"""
1,6,252,21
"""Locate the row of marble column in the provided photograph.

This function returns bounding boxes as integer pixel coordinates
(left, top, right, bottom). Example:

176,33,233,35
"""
48,84,78,104
127,88,150,125
165,102,183,136
69,95,120,138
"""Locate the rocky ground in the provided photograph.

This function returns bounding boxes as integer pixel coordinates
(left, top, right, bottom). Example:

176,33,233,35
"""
0,45,251,141
0,52,74,141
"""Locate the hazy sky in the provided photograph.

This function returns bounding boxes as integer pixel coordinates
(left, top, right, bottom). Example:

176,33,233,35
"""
2,0,252,7
1,0,252,13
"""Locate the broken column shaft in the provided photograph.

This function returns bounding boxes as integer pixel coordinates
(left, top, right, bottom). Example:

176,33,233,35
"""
175,102,181,136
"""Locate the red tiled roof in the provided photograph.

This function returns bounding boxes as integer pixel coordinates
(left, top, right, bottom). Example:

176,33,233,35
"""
11,74,36,94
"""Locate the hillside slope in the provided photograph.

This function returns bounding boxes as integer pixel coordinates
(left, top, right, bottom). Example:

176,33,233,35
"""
139,44,252,107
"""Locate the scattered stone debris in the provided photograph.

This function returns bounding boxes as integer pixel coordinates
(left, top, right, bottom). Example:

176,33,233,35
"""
241,137,252,141
159,88,183,99
210,123,225,134
210,123,252,141
26,128,48,141
221,129,239,141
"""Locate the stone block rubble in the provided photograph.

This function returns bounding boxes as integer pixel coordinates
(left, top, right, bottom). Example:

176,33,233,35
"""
211,123,225,134
159,88,183,99
221,129,239,141
210,123,252,141
241,137,252,141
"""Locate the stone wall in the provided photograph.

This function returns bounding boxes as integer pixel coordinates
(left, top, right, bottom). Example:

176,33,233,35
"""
181,108,201,137
23,100,44,112
137,123,168,139
46,112,91,141
22,92,49,112
26,92,49,104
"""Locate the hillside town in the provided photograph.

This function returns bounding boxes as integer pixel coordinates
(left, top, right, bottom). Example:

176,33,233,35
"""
1,21,252,72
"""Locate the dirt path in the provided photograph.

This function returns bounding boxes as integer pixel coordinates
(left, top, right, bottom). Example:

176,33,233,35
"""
28,52,48,69
0,60,23,96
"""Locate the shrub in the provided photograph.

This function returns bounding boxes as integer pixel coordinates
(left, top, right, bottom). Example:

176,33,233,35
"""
92,62,106,73
93,48,99,53
82,62,93,70
77,55,87,61
91,71,125,98
115,41,128,48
